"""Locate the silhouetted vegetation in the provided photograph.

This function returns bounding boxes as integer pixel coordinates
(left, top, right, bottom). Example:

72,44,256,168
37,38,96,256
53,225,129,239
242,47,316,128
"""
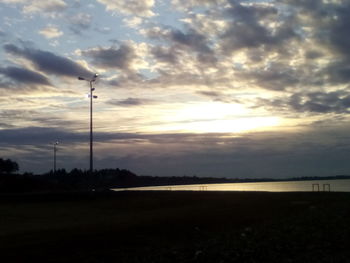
0,158,19,175
0,167,233,193
1,158,350,193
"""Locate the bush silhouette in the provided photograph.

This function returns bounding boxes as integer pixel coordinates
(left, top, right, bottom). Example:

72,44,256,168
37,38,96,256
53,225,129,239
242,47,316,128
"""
0,158,19,175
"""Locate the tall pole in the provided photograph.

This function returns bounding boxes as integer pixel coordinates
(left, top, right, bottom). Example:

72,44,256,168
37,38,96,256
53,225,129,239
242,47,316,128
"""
78,74,98,176
53,141,58,175
90,80,93,175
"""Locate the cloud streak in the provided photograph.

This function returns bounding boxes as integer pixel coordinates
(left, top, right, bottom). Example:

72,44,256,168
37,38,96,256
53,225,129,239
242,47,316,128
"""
4,44,92,78
0,66,51,86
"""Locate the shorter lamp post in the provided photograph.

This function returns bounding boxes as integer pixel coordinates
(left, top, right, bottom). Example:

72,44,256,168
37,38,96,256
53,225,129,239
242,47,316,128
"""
78,73,98,175
53,141,59,174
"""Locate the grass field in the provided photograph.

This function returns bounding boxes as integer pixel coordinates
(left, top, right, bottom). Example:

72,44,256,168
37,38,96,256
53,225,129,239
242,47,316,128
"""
1,191,350,262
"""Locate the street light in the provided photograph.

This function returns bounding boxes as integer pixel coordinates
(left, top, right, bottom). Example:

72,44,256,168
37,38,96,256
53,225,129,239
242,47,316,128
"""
78,73,98,175
53,141,59,175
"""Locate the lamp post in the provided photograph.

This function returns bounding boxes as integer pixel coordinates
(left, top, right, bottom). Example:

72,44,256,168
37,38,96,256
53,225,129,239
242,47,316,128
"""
78,73,98,175
53,141,59,174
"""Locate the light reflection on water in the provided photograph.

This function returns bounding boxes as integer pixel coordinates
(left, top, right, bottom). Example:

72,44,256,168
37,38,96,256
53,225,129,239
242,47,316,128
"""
112,179,350,192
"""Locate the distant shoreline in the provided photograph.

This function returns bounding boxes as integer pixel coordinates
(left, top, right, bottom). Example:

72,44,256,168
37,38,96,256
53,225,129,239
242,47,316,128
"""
1,171,350,194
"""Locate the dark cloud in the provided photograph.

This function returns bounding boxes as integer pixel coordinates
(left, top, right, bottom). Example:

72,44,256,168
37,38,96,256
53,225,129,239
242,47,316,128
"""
305,50,324,60
257,91,350,114
0,122,14,129
81,44,135,70
0,126,210,146
110,143,349,178
0,127,67,145
168,28,218,65
197,90,222,98
196,90,236,103
328,5,350,57
150,46,178,64
290,92,350,114
31,116,86,129
220,1,298,54
3,44,92,78
237,62,299,91
0,66,51,86
148,71,208,86
0,127,90,146
325,60,350,85
169,28,212,54
147,27,217,65
282,1,350,85
2,125,350,178
107,98,153,107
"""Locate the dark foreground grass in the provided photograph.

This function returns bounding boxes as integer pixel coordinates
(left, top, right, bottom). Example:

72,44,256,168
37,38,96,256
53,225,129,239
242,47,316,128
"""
0,191,350,262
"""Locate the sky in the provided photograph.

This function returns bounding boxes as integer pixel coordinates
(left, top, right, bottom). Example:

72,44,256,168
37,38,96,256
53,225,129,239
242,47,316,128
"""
1,0,350,178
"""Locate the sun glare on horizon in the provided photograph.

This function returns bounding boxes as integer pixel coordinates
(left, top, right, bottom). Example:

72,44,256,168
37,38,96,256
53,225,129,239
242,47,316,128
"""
142,102,281,133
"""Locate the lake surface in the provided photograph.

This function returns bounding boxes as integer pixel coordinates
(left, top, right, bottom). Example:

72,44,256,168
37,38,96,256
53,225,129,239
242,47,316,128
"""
112,179,350,192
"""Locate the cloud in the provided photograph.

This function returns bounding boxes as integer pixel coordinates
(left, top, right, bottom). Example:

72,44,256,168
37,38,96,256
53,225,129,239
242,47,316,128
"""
38,25,63,39
0,66,51,86
2,122,350,177
4,43,92,78
197,90,227,102
150,46,179,64
279,0,350,86
23,0,67,14
95,26,112,34
0,126,181,146
238,63,300,91
2,0,68,16
328,6,350,57
146,27,213,55
171,0,225,11
3,0,350,176
123,17,143,29
107,98,154,107
68,13,93,34
81,44,136,70
105,72,146,88
290,92,350,114
4,125,350,178
257,91,350,114
0,127,84,145
220,2,298,54
96,0,155,17
170,28,210,51
144,26,218,73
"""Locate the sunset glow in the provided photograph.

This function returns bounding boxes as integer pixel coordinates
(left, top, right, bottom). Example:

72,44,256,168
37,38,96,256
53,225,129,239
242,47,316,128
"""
1,0,350,178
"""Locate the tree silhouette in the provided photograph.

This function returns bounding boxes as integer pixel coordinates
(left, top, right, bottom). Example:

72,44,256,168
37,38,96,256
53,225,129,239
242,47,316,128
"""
0,158,19,174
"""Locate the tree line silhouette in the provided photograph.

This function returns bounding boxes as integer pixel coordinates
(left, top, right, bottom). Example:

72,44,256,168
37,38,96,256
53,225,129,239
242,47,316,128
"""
0,157,233,193
1,157,350,194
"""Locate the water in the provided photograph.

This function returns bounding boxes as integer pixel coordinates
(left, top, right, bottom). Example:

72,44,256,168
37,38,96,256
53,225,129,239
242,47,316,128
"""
112,179,350,192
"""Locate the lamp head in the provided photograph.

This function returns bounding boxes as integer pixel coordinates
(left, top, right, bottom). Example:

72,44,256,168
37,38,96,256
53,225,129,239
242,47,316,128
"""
92,73,98,81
